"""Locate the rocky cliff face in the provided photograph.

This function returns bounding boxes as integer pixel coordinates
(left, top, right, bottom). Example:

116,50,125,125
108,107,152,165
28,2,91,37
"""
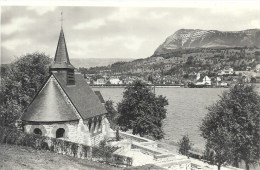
154,29,260,55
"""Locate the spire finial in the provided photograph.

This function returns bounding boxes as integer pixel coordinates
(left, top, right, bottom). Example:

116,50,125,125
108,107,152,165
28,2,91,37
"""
60,11,64,28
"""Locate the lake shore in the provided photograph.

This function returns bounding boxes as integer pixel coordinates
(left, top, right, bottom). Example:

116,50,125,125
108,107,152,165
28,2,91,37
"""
90,85,184,88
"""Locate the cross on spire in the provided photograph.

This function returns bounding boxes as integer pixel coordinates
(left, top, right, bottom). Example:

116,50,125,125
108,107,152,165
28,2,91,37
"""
60,11,64,28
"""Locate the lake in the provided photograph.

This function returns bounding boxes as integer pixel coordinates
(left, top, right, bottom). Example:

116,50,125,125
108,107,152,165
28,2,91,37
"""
92,87,231,150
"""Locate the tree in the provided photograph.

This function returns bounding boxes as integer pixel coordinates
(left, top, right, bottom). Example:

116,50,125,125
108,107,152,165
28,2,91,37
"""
104,100,118,130
178,135,193,157
183,74,189,79
98,140,112,163
148,75,154,83
0,52,51,127
186,56,194,65
200,84,260,170
116,127,120,141
117,80,168,140
202,127,234,170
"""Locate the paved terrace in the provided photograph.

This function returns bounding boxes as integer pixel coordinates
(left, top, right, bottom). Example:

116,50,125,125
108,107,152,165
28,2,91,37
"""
108,131,244,170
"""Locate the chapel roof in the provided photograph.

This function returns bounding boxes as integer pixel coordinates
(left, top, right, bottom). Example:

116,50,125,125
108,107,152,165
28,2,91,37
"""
20,73,107,122
20,75,79,122
94,91,105,104
53,72,107,119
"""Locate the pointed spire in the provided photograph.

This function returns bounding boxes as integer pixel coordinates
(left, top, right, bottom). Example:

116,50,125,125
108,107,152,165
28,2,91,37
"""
50,12,75,86
54,28,70,64
50,11,74,70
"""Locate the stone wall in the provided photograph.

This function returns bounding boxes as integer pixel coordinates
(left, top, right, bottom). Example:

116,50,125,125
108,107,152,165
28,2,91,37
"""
1,126,134,167
23,115,111,147
91,132,105,147
24,121,80,143
162,160,191,170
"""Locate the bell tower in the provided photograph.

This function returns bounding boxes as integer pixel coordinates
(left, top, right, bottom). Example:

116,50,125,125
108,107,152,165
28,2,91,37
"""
49,12,75,85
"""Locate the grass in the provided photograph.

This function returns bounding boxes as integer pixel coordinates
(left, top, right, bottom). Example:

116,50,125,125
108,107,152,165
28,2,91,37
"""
0,144,122,170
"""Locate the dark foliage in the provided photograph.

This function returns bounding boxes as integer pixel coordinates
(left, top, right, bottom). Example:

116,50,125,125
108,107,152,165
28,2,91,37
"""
117,80,168,140
0,52,51,127
0,126,92,158
178,135,193,157
200,84,260,170
104,100,118,130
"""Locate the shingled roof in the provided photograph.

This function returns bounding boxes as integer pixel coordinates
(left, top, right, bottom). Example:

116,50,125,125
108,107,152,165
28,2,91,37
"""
53,72,107,119
94,91,105,104
21,73,107,122
20,75,79,122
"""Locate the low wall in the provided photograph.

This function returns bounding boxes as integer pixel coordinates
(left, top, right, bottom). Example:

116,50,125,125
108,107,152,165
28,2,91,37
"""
0,126,92,159
0,126,132,167
119,131,154,143
132,142,161,155
158,159,191,170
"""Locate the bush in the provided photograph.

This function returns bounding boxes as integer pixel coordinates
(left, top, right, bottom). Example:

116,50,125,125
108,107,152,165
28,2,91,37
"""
0,126,95,160
0,126,132,166
71,143,78,156
178,135,193,157
41,141,49,150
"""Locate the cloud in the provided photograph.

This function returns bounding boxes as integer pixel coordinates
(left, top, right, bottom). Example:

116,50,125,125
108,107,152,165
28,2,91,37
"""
149,11,169,19
122,36,145,50
107,8,139,22
73,18,106,30
68,35,145,58
2,39,31,51
27,6,56,15
1,7,12,13
2,17,34,35
1,6,260,64
250,19,260,28
179,16,194,26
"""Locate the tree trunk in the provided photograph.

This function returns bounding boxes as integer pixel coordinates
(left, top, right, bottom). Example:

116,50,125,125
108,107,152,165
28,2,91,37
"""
139,132,144,137
245,161,250,170
232,157,239,168
217,163,221,170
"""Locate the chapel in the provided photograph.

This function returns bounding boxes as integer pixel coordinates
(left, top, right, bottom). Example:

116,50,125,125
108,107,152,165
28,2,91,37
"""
19,26,111,146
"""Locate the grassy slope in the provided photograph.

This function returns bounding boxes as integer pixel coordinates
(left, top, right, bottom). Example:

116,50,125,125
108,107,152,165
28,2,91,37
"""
0,144,122,170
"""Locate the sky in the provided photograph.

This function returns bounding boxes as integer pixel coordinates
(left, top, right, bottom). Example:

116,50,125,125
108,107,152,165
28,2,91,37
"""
1,3,260,64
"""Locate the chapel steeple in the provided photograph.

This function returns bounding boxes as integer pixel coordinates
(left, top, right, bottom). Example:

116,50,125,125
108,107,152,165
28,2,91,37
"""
49,13,75,85
50,27,75,70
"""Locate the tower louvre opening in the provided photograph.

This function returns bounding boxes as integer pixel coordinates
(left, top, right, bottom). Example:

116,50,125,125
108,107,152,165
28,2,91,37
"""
67,69,75,85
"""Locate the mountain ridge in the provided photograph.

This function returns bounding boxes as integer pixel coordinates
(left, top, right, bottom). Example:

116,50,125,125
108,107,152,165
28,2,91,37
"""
154,29,260,55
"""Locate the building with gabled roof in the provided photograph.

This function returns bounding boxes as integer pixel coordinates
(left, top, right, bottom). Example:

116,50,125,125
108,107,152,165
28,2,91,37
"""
19,26,111,146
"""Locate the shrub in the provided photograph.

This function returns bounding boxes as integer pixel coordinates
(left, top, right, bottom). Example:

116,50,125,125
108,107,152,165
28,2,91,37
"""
178,135,193,157
82,145,91,158
0,126,132,166
71,143,78,156
41,141,49,150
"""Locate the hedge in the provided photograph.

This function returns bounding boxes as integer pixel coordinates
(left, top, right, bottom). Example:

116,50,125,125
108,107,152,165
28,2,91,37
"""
0,126,133,166
0,126,91,159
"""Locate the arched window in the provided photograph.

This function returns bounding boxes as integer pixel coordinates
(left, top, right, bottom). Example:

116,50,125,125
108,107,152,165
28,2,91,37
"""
56,128,65,138
88,119,92,131
93,119,97,131
98,117,102,130
33,128,42,136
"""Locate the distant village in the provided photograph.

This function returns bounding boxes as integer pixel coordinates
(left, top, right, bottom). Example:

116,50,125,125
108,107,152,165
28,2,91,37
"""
78,47,260,88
